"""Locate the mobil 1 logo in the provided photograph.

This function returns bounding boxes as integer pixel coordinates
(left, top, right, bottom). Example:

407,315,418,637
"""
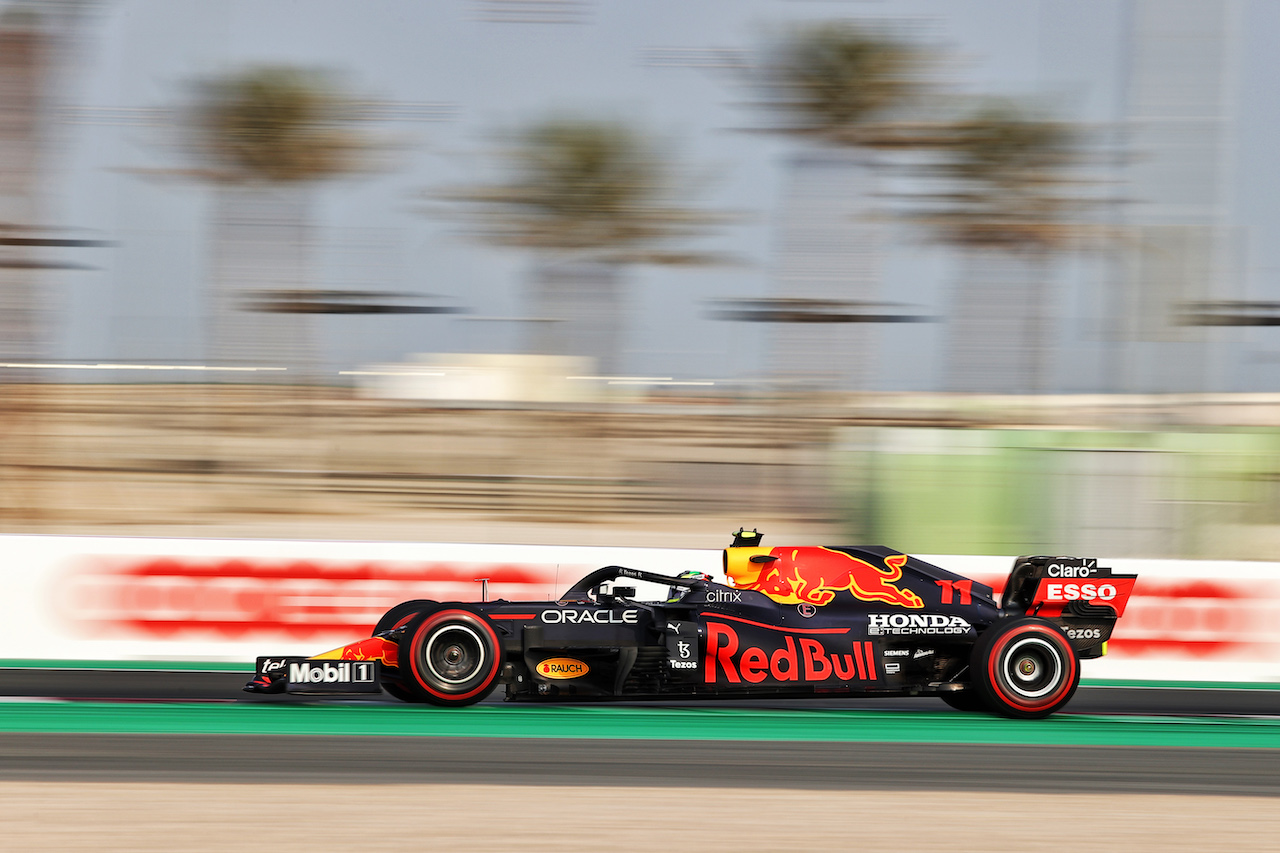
285,660,382,694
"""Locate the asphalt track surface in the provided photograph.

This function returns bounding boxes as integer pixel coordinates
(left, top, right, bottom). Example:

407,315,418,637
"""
3,667,1280,715
1,669,1277,796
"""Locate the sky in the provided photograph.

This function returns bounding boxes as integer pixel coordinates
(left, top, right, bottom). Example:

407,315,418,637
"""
21,0,1280,392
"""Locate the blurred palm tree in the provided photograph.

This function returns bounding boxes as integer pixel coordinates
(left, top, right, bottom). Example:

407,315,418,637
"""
187,66,369,376
754,21,929,147
750,22,932,390
443,117,730,374
190,66,363,184
904,101,1095,392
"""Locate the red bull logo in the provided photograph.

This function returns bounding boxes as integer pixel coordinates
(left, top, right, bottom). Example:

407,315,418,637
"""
705,621,877,685
725,547,924,609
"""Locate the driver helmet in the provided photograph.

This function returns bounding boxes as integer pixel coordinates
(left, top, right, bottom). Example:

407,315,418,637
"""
667,570,714,602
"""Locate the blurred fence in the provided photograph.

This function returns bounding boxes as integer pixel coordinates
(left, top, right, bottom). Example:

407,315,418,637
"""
836,426,1280,560
8,384,1280,561
0,384,836,539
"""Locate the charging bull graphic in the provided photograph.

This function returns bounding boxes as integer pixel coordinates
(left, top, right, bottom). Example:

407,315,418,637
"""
312,636,399,667
725,546,924,609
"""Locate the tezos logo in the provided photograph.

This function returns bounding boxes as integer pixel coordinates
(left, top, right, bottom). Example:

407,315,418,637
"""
541,609,638,625
1066,627,1103,640
538,657,589,679
867,614,972,636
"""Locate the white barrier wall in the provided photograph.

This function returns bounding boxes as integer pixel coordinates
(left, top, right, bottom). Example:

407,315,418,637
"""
2,534,1278,683
0,535,714,664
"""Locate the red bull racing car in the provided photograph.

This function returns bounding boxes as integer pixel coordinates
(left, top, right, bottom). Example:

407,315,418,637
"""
244,530,1137,718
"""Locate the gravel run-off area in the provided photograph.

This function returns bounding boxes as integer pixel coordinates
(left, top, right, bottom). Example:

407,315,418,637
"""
2,782,1278,852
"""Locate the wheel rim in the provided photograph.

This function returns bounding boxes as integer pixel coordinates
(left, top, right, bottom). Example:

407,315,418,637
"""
1000,637,1063,700
424,624,487,685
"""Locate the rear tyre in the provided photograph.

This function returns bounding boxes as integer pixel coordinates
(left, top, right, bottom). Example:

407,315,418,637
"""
972,618,1080,719
373,600,438,703
939,689,987,712
400,608,502,707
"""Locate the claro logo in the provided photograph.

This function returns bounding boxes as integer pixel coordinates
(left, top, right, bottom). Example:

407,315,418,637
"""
537,657,589,679
1046,563,1098,578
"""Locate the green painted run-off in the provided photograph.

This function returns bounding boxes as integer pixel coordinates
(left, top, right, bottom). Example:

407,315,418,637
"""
2,661,1278,693
0,702,1277,748
0,660,253,672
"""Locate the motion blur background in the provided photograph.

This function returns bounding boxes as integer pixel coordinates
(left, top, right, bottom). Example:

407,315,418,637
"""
3,0,1278,559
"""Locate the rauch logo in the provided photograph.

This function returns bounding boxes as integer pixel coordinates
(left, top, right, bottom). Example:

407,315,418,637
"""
538,657,589,679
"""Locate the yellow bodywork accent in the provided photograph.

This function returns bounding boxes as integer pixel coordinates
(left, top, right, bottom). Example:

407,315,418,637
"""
723,546,773,587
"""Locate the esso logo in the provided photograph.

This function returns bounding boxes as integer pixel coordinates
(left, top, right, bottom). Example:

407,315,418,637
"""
1044,582,1116,602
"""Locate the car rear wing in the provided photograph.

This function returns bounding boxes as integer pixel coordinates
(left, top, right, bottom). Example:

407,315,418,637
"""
1001,557,1138,619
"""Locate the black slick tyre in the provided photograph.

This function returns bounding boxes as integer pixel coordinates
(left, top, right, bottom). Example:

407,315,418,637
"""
400,607,502,707
971,618,1080,719
373,600,438,703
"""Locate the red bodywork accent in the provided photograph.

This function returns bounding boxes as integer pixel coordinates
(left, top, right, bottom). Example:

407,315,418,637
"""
1030,576,1138,617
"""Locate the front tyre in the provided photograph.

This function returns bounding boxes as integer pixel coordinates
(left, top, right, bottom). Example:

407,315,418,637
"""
972,618,1080,719
400,608,502,707
373,600,438,703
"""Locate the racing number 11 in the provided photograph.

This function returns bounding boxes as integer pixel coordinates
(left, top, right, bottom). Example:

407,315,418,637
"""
935,579,972,605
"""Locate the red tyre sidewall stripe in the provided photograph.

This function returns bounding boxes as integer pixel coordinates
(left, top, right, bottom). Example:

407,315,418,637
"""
407,609,501,702
987,624,1077,711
